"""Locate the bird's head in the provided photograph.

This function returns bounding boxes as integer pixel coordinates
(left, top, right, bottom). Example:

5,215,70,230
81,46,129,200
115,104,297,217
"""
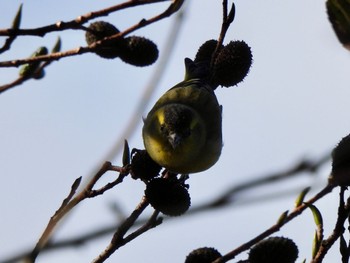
184,58,210,81
159,104,194,149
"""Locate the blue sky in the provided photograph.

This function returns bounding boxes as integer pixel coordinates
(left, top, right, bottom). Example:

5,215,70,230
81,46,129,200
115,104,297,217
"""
1,0,350,262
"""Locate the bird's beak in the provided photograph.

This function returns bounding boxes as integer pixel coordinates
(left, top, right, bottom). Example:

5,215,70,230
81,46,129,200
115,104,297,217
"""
168,133,182,149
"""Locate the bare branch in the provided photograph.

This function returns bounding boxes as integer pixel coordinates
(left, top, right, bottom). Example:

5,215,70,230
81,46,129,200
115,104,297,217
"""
0,76,27,93
0,0,168,37
0,37,16,54
26,161,125,262
0,57,53,94
213,184,335,263
311,187,350,263
0,0,184,69
201,153,331,209
92,196,151,263
210,0,236,70
0,153,331,263
122,210,162,245
0,4,23,54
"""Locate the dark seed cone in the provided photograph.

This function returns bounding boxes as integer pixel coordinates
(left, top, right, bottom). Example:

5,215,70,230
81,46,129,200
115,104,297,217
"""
145,178,190,216
249,236,299,263
85,21,119,44
130,149,161,181
329,134,350,186
326,0,350,49
85,21,123,59
119,36,159,67
184,247,222,263
194,39,224,63
192,40,224,84
212,40,252,87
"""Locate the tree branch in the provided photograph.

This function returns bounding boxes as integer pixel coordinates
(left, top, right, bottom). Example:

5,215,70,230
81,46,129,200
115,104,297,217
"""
92,196,154,263
25,162,126,262
1,153,330,263
0,0,168,37
0,0,184,68
210,0,235,70
213,184,336,263
311,187,350,263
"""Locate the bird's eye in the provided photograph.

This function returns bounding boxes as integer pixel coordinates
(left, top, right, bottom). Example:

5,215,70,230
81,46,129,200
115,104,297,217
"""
160,124,170,137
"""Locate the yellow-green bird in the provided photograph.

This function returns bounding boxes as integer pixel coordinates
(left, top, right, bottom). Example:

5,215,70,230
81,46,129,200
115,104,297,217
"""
142,58,222,174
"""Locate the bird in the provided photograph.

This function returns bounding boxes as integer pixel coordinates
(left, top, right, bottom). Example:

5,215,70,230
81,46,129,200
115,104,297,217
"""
142,58,222,174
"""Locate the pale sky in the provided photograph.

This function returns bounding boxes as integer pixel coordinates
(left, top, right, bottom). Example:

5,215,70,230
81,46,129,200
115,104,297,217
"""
1,0,350,262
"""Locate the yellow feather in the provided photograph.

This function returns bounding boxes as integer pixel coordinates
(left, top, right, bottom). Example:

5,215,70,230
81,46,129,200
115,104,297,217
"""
142,67,222,174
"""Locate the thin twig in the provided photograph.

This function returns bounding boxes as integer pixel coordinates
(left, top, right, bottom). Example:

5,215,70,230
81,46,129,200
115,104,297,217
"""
0,58,54,94
0,36,16,54
311,187,350,263
1,154,330,263
212,184,336,263
210,0,235,71
0,76,27,93
0,3,22,54
0,0,167,37
58,177,82,211
122,210,162,245
26,161,123,262
92,196,151,263
201,153,331,209
0,0,184,68
89,170,128,198
0,1,162,57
